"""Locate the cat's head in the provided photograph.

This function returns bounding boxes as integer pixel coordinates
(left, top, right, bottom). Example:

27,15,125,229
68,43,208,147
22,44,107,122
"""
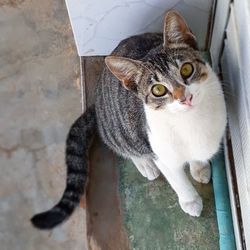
105,11,215,113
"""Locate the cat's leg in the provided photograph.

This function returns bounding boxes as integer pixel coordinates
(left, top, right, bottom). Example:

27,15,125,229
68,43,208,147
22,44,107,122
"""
131,156,160,181
155,159,202,217
190,160,211,184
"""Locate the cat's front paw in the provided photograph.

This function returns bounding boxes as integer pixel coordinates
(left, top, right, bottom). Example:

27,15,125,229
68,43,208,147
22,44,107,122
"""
179,195,203,217
140,164,160,181
132,157,160,181
190,161,211,184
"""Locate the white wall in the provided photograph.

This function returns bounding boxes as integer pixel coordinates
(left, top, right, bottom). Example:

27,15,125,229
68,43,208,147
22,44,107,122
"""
65,0,213,56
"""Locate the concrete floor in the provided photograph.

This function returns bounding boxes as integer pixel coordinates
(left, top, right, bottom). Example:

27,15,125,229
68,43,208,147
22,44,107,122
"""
0,1,87,250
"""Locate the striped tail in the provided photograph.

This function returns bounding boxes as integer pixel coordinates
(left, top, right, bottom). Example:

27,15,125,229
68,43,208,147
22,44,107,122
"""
31,106,96,229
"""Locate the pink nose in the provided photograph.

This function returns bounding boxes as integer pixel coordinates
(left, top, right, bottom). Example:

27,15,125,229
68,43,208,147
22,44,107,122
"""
180,94,193,106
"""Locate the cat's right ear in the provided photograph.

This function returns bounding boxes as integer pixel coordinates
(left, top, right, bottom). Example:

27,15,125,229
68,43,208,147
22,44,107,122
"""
105,56,143,92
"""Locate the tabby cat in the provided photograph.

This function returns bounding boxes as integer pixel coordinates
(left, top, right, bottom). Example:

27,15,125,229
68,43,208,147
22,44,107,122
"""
31,10,227,229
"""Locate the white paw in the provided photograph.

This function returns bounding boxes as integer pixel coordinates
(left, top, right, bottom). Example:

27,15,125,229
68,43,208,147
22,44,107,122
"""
190,162,211,184
179,196,203,217
132,157,160,181
143,165,160,181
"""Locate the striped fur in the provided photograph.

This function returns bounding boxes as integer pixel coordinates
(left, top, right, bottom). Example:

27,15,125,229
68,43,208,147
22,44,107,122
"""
95,33,162,158
31,106,96,229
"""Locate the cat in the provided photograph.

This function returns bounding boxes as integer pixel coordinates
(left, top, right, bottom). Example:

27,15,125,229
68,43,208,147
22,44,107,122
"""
31,10,227,229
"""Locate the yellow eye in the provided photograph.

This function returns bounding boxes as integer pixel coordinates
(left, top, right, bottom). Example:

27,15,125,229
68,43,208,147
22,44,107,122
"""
180,63,194,79
151,84,167,97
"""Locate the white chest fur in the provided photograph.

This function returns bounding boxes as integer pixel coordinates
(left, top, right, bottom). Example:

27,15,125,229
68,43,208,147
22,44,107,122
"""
145,82,227,164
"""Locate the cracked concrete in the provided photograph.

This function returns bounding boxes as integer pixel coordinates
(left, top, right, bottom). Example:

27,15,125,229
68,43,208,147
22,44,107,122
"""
0,1,87,249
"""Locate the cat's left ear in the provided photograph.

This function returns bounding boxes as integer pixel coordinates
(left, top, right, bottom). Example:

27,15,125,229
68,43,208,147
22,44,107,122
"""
105,56,143,92
163,10,198,50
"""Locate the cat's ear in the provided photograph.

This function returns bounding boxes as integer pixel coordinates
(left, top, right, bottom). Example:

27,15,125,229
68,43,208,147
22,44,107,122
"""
163,10,198,50
105,56,143,92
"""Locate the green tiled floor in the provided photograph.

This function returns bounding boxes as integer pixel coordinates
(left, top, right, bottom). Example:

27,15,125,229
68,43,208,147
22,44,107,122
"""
118,159,219,250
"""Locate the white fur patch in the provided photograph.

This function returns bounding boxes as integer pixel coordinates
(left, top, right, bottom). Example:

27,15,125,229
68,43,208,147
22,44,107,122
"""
145,65,226,163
